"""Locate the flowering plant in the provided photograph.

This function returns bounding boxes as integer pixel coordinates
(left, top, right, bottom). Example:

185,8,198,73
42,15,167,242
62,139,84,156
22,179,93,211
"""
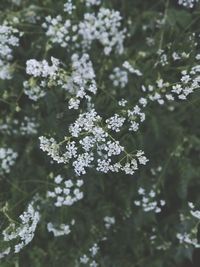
1,0,200,266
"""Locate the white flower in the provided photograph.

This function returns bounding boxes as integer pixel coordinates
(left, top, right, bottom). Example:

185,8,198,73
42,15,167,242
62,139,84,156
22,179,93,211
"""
138,187,145,195
64,179,73,188
89,243,99,257
118,99,128,106
76,179,84,187
64,0,76,14
54,175,63,184
80,254,89,264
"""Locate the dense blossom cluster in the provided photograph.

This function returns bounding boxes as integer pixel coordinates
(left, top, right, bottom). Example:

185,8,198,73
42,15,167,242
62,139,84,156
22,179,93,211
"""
1,200,40,255
0,147,18,175
40,109,148,176
0,25,20,79
24,53,96,108
66,53,97,109
106,114,125,132
79,8,126,55
24,57,60,101
26,57,60,78
43,4,126,55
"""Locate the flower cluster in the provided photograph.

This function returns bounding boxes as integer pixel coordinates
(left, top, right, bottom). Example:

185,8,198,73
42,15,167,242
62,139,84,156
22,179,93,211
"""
127,103,146,132
79,8,126,55
66,53,97,109
47,219,75,237
134,187,166,213
171,66,200,100
24,53,96,107
40,109,148,176
26,57,60,78
0,147,18,175
43,5,126,55
2,200,40,255
42,15,74,48
64,0,76,14
47,175,84,207
39,136,66,163
0,25,20,79
141,59,200,107
24,57,60,101
105,114,125,132
109,67,128,88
